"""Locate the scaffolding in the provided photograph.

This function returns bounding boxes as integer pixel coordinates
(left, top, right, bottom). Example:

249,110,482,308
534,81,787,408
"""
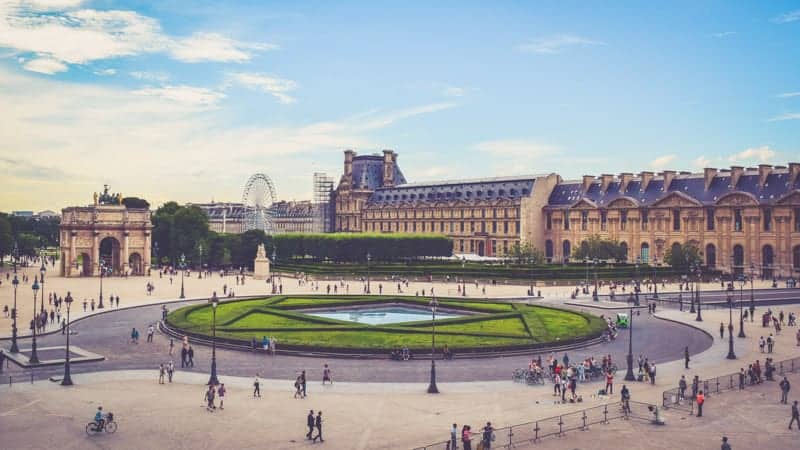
312,172,334,233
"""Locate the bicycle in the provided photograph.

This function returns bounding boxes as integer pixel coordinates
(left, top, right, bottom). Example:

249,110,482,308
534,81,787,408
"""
86,412,117,435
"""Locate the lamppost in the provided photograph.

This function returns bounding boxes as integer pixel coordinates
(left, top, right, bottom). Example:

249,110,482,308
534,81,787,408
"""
461,256,467,297
153,241,159,269
737,275,746,338
652,258,659,299
634,257,641,307
30,277,40,365
10,275,19,353
61,292,74,386
427,296,440,394
726,293,736,359
694,263,702,322
592,258,599,302
39,256,46,314
584,257,590,294
208,291,220,386
365,252,371,294
198,243,203,279
271,249,277,295
624,306,636,381
98,259,105,309
179,253,186,299
748,263,756,322
12,240,18,274
528,256,535,296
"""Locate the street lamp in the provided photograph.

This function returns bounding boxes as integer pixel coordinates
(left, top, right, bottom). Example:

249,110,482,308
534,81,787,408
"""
528,256,535,296
179,253,186,299
39,255,46,314
737,275,746,338
61,292,74,386
461,256,467,297
726,293,736,359
748,263,756,322
12,240,18,274
584,258,590,293
10,275,19,353
153,241,159,269
208,291,220,386
427,296,440,394
30,277,40,365
652,258,659,299
366,252,371,294
624,306,636,381
271,249,277,295
98,259,105,309
198,243,203,279
634,257,641,307
592,258,599,301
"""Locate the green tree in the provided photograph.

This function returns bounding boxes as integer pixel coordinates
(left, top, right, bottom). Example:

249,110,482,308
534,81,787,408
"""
0,215,11,263
572,235,626,262
152,202,181,264
664,243,701,269
16,232,40,257
122,197,150,209
171,206,209,265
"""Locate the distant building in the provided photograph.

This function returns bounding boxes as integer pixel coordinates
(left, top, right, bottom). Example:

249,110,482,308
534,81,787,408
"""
190,202,245,234
37,210,60,219
11,211,34,217
193,200,316,234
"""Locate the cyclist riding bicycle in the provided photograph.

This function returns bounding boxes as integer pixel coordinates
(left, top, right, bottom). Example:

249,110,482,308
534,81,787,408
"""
94,406,105,430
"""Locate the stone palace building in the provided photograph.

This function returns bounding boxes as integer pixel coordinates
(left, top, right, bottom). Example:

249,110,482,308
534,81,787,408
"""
333,150,800,278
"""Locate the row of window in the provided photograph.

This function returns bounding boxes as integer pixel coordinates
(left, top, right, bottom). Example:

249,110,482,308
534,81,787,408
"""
547,208,800,233
365,207,519,220
367,220,521,235
375,187,529,202
456,239,516,256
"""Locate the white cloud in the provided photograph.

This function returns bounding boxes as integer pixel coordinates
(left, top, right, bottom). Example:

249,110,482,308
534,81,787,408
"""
777,92,800,98
94,68,116,76
228,72,297,104
517,34,605,55
729,146,776,163
130,71,169,82
773,9,800,24
711,31,736,38
692,155,711,168
768,113,800,121
170,32,275,63
22,57,67,74
474,139,557,157
355,102,457,130
17,0,85,10
132,85,226,108
649,154,676,169
0,2,272,74
443,86,465,97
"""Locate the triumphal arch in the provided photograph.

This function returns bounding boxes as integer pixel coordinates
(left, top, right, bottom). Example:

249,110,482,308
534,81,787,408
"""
60,186,152,277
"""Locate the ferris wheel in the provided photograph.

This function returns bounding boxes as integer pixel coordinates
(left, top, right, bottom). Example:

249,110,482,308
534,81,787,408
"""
242,173,277,233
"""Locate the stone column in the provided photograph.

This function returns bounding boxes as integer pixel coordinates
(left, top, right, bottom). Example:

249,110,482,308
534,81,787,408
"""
92,231,100,276
69,231,77,277
123,231,130,275
144,231,151,275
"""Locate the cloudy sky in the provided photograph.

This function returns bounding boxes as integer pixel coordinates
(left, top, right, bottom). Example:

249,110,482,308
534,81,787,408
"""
1,0,799,211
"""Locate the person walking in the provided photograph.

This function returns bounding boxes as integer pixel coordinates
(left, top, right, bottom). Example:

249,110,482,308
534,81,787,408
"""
481,422,494,450
158,364,165,384
253,374,261,398
217,384,226,410
311,411,324,443
790,400,800,430
322,364,332,385
205,385,216,412
621,384,631,414
650,362,657,385
147,325,154,343
187,345,194,367
294,376,303,399
301,370,307,398
462,425,472,450
169,338,174,356
721,436,731,450
167,361,174,383
696,390,705,417
684,346,690,369
779,376,791,404
181,345,188,368
449,423,458,450
679,375,687,401
605,371,614,395
720,322,724,339
738,368,746,390
306,410,315,440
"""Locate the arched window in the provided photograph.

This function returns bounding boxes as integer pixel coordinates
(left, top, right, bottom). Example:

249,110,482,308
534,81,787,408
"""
794,245,800,270
619,242,628,262
671,242,682,259
762,245,774,279
733,244,744,276
545,240,554,262
562,240,571,263
640,242,650,264
705,244,716,268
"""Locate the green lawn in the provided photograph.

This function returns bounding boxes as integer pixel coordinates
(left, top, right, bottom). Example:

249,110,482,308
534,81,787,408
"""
167,295,605,351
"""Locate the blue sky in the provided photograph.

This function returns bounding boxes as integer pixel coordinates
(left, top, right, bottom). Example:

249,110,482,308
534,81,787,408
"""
1,0,799,211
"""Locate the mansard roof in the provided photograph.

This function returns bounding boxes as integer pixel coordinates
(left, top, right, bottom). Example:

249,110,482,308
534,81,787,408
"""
366,175,541,205
547,167,800,208
351,154,407,190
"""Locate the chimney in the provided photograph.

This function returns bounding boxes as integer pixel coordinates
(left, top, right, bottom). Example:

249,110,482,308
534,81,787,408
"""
789,162,800,186
619,173,633,193
758,164,772,188
582,175,595,192
661,170,676,191
600,174,614,192
730,166,744,188
382,149,395,187
640,171,654,191
344,149,355,182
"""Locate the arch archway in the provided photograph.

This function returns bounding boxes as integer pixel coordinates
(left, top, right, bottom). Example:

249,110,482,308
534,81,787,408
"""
545,240,554,263
562,240,571,263
640,242,650,264
705,244,716,268
79,253,91,276
794,245,800,272
100,236,121,275
619,242,628,263
129,252,143,276
732,244,744,277
477,241,485,257
761,245,774,279
671,242,682,262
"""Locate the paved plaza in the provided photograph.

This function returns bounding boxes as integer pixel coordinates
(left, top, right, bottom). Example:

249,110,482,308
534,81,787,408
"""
1,265,799,449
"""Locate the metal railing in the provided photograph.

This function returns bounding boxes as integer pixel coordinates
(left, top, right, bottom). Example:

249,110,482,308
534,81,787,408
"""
412,400,658,450
662,355,800,413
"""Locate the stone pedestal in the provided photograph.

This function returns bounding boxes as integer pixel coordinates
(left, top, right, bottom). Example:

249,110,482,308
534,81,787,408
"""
253,244,271,280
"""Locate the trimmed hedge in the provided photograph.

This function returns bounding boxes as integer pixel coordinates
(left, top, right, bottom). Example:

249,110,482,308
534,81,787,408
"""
273,233,452,262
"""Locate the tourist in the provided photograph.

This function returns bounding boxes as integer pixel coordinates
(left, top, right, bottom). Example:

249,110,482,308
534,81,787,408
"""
187,345,194,367
620,384,631,413
790,401,800,430
167,361,174,382
294,375,303,398
147,325,154,343
181,345,188,368
650,362,657,385
449,423,458,450
311,411,324,443
719,322,724,339
253,374,261,398
462,425,472,450
322,364,332,385
301,370,307,397
91,299,95,311
767,334,775,353
679,375,687,400
306,410,315,440
83,299,87,311
684,346,690,369
130,327,137,344
696,390,705,417
205,385,216,412
158,364,165,384
553,372,561,397
605,370,614,395
169,338,174,356
738,368,745,390
721,436,731,450
779,376,791,404
217,383,226,410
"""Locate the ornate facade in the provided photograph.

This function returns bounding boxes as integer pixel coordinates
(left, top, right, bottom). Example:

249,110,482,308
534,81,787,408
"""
333,150,800,275
60,189,152,277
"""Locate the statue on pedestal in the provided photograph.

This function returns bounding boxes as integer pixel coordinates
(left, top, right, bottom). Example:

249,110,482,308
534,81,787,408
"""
253,243,271,280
